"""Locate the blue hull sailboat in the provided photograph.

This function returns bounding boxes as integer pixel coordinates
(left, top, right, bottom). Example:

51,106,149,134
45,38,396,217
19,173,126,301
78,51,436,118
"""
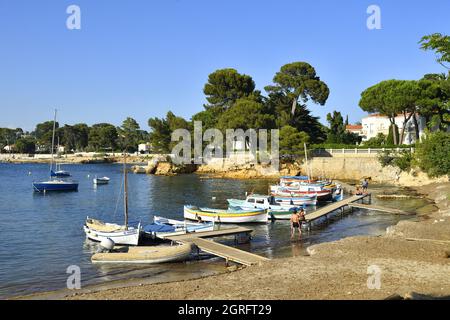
33,180,79,192
32,109,79,192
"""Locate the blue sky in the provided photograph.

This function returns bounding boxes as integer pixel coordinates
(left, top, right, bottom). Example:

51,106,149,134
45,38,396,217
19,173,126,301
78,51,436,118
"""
0,0,448,131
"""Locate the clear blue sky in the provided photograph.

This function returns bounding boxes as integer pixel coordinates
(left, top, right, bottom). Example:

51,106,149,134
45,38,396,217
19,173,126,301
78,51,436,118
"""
0,0,448,131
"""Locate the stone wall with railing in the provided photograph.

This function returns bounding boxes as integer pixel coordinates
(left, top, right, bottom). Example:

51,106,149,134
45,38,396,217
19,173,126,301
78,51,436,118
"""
311,148,414,158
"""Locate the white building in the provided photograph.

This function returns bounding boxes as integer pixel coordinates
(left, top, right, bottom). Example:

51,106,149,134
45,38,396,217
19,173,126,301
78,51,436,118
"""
3,145,14,152
138,143,151,154
360,113,426,144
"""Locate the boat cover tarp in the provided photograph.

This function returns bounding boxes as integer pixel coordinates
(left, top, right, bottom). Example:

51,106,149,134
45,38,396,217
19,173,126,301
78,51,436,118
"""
143,223,175,233
281,176,309,180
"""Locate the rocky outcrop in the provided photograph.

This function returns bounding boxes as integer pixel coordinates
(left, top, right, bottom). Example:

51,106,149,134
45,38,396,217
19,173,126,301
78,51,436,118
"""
132,156,197,176
196,156,302,179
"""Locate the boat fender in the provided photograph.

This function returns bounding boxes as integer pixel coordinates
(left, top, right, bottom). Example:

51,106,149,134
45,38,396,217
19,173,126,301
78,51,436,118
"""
100,238,115,252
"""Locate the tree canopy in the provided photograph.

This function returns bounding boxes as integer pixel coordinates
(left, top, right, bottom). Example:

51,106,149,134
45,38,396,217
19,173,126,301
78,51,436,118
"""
148,111,190,153
265,62,329,116
417,73,450,130
279,125,310,155
203,68,256,110
326,111,361,145
217,98,275,132
88,123,118,151
359,80,422,145
420,33,450,69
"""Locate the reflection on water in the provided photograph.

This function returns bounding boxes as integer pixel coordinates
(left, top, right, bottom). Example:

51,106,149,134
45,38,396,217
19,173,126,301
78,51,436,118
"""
0,163,430,298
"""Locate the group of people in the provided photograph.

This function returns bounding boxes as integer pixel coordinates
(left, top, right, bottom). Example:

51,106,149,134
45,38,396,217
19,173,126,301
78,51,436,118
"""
355,178,369,195
290,207,306,240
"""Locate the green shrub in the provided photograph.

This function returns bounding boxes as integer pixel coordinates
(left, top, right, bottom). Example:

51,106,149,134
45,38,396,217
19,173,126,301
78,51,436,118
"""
415,131,450,177
377,150,395,167
392,149,413,171
363,133,386,147
377,149,413,172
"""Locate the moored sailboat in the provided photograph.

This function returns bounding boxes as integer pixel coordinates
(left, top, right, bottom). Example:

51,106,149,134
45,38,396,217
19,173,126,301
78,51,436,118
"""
32,110,78,192
83,154,141,245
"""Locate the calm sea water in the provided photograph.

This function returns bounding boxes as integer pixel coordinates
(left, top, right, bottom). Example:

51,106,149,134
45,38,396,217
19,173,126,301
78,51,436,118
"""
0,163,427,299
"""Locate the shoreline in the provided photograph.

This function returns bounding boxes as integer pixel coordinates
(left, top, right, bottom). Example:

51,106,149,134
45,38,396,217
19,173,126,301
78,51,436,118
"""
13,181,450,300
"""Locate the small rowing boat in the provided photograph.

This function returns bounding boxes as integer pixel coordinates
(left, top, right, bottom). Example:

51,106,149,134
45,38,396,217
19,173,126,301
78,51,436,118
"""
93,176,110,185
91,243,193,264
184,205,267,223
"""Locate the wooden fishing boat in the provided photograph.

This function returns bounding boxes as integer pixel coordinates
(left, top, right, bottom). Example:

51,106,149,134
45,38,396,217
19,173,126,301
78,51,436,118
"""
184,205,267,223
228,194,315,209
83,218,141,245
271,185,332,202
227,194,301,220
143,216,214,239
91,243,193,264
272,194,318,206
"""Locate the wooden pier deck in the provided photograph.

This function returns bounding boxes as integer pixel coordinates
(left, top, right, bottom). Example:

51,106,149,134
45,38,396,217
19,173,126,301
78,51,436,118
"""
305,194,370,222
160,226,253,241
183,238,269,266
165,226,269,266
348,203,412,215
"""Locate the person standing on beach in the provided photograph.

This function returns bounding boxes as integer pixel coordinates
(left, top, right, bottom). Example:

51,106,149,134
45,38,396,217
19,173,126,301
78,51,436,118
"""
290,208,302,240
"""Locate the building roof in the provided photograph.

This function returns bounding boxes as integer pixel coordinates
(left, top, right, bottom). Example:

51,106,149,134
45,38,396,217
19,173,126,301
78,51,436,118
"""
362,112,418,119
346,125,363,130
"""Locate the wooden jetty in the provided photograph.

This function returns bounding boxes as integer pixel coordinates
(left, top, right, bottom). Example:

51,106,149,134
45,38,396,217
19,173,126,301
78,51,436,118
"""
305,194,371,223
165,226,269,266
348,203,412,215
159,226,253,241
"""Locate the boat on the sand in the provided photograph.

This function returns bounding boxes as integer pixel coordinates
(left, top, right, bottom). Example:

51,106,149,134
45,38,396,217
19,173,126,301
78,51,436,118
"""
91,243,193,264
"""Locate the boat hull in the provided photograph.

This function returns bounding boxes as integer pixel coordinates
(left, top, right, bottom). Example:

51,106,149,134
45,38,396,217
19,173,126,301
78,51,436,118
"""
272,191,331,202
184,206,267,223
83,223,141,246
91,243,192,264
144,217,214,239
272,196,318,206
267,209,296,220
93,178,110,185
32,181,79,192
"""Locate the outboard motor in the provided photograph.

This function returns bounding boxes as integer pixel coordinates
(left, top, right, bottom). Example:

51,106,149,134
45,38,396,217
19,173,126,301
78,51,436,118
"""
98,238,115,253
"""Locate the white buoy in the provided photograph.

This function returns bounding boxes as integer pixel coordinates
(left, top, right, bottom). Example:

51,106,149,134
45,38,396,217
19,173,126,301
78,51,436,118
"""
100,238,115,251
212,196,216,201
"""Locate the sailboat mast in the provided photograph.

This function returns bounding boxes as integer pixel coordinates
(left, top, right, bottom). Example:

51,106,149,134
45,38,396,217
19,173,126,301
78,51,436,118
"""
50,109,57,173
123,152,129,230
304,143,309,180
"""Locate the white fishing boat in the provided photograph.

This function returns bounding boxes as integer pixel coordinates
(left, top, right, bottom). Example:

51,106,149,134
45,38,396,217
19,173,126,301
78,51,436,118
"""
227,194,301,220
184,205,267,223
91,243,193,264
93,176,110,185
84,154,141,245
143,216,214,239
